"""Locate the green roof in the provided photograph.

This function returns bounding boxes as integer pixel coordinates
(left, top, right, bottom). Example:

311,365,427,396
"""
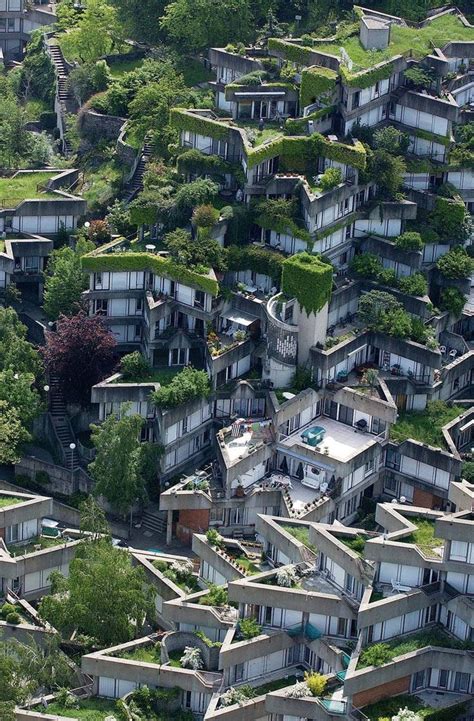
0,172,58,207
312,14,474,71
282,252,333,314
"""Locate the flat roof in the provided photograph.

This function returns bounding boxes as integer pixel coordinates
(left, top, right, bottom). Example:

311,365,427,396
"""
279,416,380,463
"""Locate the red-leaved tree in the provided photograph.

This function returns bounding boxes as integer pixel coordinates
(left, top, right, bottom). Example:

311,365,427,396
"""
42,312,117,406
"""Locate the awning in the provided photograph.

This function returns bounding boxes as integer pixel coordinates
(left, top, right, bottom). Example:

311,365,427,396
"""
221,309,260,327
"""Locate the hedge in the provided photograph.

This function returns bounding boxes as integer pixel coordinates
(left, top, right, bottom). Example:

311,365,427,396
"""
226,244,285,282
176,148,245,184
340,61,394,89
268,38,318,66
282,252,333,314
257,213,311,242
82,251,219,296
285,106,335,134
170,108,229,141
300,66,338,108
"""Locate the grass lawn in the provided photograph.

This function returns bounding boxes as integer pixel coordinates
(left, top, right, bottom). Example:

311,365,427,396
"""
313,14,474,70
252,674,303,695
234,555,260,575
339,535,366,556
115,367,180,385
400,517,444,558
33,697,119,720
389,401,462,448
178,58,215,87
80,158,125,210
358,626,473,669
0,496,23,508
0,172,57,206
8,535,68,556
238,121,284,147
108,57,144,78
281,524,317,553
116,644,161,664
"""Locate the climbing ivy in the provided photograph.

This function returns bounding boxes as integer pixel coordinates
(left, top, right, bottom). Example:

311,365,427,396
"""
281,252,333,315
226,245,285,282
300,66,338,108
340,61,394,89
268,38,318,66
246,133,366,171
411,127,451,148
82,251,219,296
170,108,230,141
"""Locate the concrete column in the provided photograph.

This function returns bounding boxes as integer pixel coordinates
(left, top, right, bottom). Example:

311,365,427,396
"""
166,509,173,546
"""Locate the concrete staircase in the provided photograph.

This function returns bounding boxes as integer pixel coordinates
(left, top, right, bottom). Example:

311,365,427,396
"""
49,374,79,469
47,41,78,155
141,508,167,536
123,138,153,202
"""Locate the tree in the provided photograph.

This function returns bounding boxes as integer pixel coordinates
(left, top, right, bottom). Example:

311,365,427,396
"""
151,366,210,408
79,495,109,538
163,227,226,270
110,0,167,43
89,406,145,516
440,287,466,317
68,60,111,105
38,540,156,646
404,66,434,90
370,149,406,198
120,351,151,380
42,312,117,405
160,0,253,52
0,369,42,427
0,401,30,464
43,238,94,320
358,290,401,329
350,252,382,279
60,0,125,63
377,307,412,339
0,306,42,377
0,96,30,168
106,199,134,236
373,126,409,155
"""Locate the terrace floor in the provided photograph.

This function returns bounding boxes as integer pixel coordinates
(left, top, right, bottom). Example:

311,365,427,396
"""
279,417,381,463
415,689,468,710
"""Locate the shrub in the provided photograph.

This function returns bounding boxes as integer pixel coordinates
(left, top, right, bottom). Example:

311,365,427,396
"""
319,167,342,192
373,126,409,155
377,307,412,339
437,246,474,279
192,204,219,228
6,612,21,625
377,268,398,287
286,681,309,698
151,367,210,408
120,351,151,380
350,253,382,279
181,646,203,670
392,709,422,721
359,642,392,667
395,232,424,251
304,671,327,697
0,603,17,619
206,528,223,547
238,617,262,639
200,583,228,606
404,66,433,89
397,272,427,296
275,566,298,587
440,287,466,317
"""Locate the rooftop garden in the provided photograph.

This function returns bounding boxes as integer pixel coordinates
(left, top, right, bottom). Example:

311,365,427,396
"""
116,352,180,385
238,120,285,147
308,14,473,71
398,517,444,559
151,366,211,409
338,534,366,556
0,171,58,206
152,558,200,593
362,694,469,721
8,535,68,556
115,643,161,664
389,400,462,448
0,496,24,508
32,696,120,721
281,524,317,553
358,626,474,668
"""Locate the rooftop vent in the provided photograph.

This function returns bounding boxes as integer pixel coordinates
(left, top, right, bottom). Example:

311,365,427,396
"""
359,16,391,51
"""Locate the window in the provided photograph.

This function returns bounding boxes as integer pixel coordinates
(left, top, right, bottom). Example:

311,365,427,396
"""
384,474,398,495
95,299,108,315
234,663,244,682
339,405,354,426
182,417,188,434
6,524,19,543
24,257,40,272
8,17,15,30
352,92,360,109
136,298,143,314
134,324,141,339
194,290,205,309
364,459,374,477
413,670,425,690
183,691,192,708
438,669,448,688
454,672,469,693
170,348,186,365
337,618,347,636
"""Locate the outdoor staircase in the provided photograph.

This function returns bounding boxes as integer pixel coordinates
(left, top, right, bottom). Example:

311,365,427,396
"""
141,508,167,535
49,374,79,469
122,138,153,202
47,41,78,155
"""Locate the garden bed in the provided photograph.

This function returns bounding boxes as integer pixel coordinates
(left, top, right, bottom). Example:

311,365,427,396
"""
32,697,119,720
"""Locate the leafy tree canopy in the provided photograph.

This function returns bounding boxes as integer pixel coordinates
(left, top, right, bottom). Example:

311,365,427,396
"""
43,238,95,320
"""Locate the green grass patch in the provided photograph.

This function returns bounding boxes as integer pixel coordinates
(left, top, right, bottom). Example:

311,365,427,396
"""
168,649,183,667
339,535,366,556
389,401,462,448
281,524,317,553
116,644,161,664
238,121,284,147
233,555,260,575
108,57,144,78
399,517,444,559
23,98,51,121
252,674,303,695
80,158,124,210
8,535,68,556
33,697,119,720
358,627,474,669
313,14,474,70
179,58,215,87
0,496,23,509
0,172,57,206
